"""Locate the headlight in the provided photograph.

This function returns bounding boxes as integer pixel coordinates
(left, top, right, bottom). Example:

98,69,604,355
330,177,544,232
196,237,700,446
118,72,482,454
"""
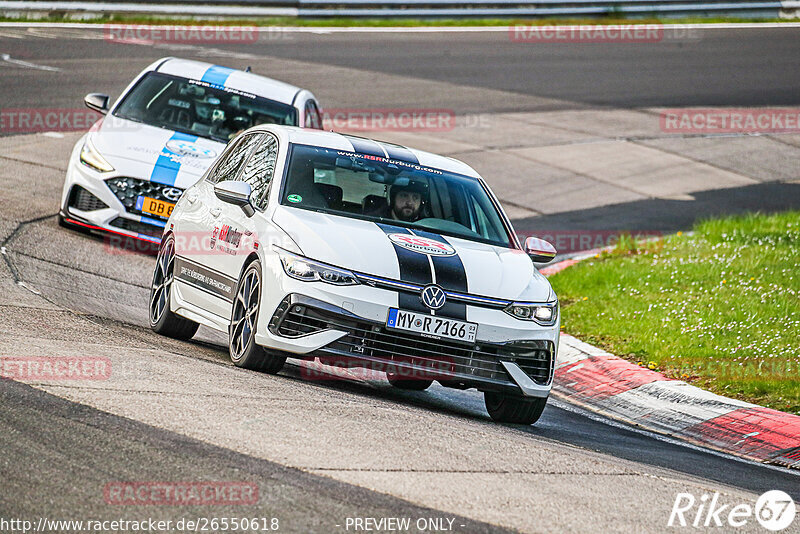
276,248,359,286
80,138,114,173
504,301,558,326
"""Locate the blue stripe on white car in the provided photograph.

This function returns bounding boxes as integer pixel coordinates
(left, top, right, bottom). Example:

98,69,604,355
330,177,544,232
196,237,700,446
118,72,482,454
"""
150,131,198,186
201,65,235,87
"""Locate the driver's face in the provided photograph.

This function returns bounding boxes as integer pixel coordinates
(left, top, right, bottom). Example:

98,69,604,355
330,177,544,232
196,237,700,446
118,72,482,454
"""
393,191,422,221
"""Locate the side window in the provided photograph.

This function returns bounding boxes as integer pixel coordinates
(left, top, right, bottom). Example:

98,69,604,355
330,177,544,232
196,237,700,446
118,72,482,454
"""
240,134,279,211
207,134,261,184
304,100,322,130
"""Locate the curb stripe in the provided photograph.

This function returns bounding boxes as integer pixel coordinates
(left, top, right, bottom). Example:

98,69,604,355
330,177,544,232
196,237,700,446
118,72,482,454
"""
553,330,800,466
555,355,664,401
149,131,197,186
678,407,800,461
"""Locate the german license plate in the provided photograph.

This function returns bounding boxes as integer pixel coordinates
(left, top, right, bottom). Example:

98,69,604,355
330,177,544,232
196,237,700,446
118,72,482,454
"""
386,308,477,343
137,196,175,218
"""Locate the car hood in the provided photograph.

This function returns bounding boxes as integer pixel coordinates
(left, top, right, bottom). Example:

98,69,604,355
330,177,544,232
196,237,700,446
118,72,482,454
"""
272,207,552,302
90,117,226,188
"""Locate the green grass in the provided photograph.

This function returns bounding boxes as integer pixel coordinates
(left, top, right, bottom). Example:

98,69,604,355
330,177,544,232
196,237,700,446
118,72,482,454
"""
550,211,800,415
1,14,798,26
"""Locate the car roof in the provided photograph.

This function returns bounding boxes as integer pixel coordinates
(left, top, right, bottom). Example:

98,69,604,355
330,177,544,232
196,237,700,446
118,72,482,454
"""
257,125,482,179
151,57,304,106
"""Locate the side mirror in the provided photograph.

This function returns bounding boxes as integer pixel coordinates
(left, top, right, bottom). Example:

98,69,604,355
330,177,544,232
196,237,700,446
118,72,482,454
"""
524,236,557,263
214,180,255,217
84,93,110,115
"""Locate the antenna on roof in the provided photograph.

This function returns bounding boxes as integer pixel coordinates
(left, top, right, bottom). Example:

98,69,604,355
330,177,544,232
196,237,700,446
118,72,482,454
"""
244,66,252,73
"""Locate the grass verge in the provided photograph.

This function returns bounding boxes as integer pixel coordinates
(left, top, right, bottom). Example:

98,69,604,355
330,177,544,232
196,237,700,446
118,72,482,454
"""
549,211,800,415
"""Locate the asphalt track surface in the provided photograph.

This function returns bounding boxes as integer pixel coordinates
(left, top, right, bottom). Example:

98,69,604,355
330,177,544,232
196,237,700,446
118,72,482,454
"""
0,25,799,111
0,24,799,533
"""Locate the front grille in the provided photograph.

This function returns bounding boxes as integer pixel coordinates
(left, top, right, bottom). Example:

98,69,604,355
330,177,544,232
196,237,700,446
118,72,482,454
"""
272,299,554,387
109,217,163,238
105,177,183,218
68,185,108,211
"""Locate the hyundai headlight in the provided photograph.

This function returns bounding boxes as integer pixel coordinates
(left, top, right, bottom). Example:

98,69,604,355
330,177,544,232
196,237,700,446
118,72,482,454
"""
276,248,359,286
80,138,114,173
504,301,558,326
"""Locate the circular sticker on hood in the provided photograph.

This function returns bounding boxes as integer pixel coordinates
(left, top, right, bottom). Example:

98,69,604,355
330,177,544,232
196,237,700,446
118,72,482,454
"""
388,233,456,256
166,139,217,159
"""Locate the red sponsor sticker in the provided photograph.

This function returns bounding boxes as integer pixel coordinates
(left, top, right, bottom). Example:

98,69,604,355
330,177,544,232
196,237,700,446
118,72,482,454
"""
0,357,111,381
388,233,456,256
104,481,259,506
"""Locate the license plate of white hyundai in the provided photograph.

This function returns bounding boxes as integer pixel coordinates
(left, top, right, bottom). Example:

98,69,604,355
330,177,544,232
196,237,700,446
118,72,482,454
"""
386,308,478,343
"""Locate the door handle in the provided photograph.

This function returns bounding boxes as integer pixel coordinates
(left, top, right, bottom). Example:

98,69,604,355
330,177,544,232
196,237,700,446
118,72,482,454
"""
186,192,197,204
210,208,222,218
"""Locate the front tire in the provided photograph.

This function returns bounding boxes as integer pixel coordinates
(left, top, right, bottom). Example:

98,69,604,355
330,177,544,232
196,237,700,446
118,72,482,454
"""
229,260,286,374
484,392,547,425
149,236,199,339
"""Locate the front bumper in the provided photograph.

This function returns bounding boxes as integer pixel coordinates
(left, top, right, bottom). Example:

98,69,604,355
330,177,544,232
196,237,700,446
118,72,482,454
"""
264,293,556,397
59,149,179,245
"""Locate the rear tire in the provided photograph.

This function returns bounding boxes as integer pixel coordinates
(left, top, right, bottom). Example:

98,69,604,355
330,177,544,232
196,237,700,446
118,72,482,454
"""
386,373,433,391
484,392,547,425
149,236,199,340
229,260,286,374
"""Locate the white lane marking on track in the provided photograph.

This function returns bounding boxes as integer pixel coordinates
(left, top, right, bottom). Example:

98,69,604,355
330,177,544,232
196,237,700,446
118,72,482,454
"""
0,29,26,38
0,53,59,71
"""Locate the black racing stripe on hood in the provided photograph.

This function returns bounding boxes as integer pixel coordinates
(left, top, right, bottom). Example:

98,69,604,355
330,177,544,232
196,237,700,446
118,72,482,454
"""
376,223,431,313
378,142,418,164
409,229,468,320
343,135,386,158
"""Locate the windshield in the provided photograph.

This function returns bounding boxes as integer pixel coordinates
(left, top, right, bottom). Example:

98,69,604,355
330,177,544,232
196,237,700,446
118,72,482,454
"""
281,144,514,248
113,72,297,143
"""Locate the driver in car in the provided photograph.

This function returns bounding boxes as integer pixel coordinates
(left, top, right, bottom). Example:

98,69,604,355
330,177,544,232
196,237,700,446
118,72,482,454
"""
390,181,427,222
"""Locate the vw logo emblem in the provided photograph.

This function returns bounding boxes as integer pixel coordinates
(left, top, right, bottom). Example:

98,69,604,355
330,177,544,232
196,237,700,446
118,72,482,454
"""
420,285,446,310
161,187,183,202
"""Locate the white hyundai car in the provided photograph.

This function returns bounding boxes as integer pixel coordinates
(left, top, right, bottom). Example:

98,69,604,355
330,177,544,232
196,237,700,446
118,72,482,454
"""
149,125,560,424
59,57,322,245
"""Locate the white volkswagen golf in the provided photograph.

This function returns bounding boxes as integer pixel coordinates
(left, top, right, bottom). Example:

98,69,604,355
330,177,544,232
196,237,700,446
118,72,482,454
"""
150,125,560,424
59,57,322,245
